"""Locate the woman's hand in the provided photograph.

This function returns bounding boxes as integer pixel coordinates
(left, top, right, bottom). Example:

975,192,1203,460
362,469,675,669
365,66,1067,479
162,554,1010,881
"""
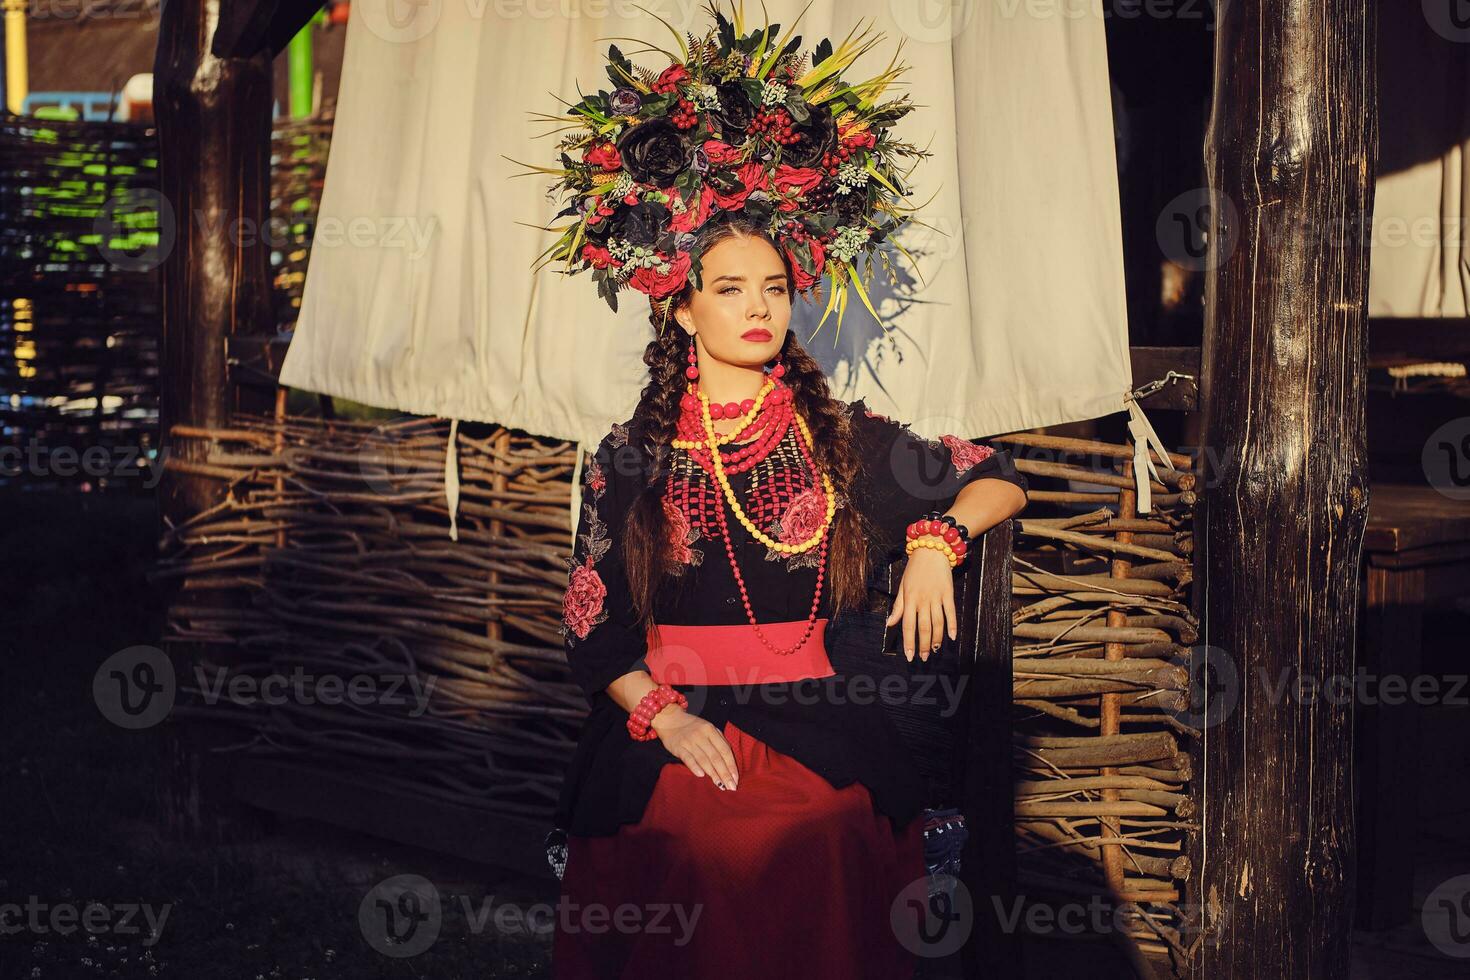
651,706,740,791
886,548,958,662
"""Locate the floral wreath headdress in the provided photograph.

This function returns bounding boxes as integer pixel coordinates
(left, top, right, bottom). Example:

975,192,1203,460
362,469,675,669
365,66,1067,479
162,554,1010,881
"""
515,0,934,339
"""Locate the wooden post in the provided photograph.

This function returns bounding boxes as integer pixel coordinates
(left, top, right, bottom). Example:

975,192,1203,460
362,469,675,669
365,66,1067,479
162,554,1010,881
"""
1190,0,1376,976
153,0,276,840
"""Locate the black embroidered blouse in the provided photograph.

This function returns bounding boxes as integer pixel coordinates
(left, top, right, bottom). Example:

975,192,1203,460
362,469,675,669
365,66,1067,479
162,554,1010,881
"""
553,397,1029,837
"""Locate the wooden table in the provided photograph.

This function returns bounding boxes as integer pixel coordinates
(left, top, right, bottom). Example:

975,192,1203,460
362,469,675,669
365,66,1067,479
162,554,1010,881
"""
1356,484,1470,929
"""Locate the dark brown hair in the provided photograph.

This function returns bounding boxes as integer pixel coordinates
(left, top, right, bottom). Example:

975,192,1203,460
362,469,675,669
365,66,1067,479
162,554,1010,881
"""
620,217,873,640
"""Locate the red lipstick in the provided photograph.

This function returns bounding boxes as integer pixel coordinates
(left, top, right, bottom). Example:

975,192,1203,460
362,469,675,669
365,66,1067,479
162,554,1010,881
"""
742,328,772,342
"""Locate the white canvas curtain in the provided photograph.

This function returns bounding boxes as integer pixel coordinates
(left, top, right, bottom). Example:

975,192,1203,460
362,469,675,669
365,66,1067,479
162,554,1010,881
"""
279,0,1137,530
1368,13,1470,318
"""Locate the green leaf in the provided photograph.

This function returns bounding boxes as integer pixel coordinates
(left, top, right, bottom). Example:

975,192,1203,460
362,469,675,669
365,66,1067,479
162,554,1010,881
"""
741,77,764,107
814,38,833,65
606,45,635,90
784,90,810,124
689,249,705,291
790,240,815,275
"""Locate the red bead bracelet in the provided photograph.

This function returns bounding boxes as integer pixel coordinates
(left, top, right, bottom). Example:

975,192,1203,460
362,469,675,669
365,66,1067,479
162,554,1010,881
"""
626,683,688,741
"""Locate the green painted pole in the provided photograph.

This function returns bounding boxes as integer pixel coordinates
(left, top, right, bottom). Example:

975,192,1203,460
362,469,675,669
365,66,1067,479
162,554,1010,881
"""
286,13,318,119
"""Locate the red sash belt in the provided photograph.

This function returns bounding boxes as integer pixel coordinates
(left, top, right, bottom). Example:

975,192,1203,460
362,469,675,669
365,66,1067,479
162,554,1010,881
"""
645,619,835,686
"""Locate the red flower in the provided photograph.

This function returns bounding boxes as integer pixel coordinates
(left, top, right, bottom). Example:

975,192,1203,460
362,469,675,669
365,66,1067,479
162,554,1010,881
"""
653,64,689,94
702,139,742,166
785,238,825,291
563,563,608,639
771,164,824,213
628,250,692,299
839,125,876,150
580,244,620,270
584,141,622,170
663,497,694,564
712,161,768,210
778,487,827,544
669,184,716,234
940,434,996,475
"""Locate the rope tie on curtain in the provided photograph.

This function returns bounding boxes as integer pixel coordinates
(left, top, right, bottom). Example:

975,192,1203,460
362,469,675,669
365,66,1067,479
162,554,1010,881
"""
1122,372,1191,513
444,418,461,541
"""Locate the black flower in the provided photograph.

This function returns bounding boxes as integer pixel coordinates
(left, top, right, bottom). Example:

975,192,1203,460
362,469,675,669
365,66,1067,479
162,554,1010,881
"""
712,82,756,137
783,102,837,169
607,200,670,247
616,118,689,185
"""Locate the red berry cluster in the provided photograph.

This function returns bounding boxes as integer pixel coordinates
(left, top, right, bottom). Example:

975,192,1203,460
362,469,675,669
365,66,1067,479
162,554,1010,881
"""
671,97,698,129
780,218,815,245
820,143,858,175
782,217,849,249
750,107,798,145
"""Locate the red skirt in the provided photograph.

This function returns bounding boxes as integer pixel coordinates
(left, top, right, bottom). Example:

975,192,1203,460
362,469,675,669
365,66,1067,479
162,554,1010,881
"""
552,720,926,979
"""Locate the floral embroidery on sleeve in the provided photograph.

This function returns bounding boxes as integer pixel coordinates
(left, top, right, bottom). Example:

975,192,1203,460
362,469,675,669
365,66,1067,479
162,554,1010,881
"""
584,455,607,499
561,501,611,642
939,433,996,475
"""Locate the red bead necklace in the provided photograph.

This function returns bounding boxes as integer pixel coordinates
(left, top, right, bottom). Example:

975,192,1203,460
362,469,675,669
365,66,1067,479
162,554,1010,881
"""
670,373,829,657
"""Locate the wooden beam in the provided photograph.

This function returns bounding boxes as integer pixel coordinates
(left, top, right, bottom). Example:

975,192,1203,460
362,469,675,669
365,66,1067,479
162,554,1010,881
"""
1369,316,1470,364
1190,1,1375,976
213,0,327,60
1129,346,1201,413
154,0,278,840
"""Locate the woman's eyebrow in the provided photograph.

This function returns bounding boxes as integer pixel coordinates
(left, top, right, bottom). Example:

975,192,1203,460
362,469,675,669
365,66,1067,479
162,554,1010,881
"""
711,274,787,283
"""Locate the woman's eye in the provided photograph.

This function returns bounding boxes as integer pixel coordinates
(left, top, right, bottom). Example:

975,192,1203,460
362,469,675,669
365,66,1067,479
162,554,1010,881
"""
768,285,787,295
720,286,739,295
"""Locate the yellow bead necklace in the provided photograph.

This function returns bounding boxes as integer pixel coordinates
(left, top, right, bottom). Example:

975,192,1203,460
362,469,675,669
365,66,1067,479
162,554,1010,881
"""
671,376,777,449
697,388,836,554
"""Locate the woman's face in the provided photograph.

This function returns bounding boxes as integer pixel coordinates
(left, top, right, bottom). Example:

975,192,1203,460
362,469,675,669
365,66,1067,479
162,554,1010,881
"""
675,233,791,367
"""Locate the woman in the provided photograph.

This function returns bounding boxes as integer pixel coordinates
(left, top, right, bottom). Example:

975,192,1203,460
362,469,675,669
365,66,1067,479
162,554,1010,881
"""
550,216,1029,978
